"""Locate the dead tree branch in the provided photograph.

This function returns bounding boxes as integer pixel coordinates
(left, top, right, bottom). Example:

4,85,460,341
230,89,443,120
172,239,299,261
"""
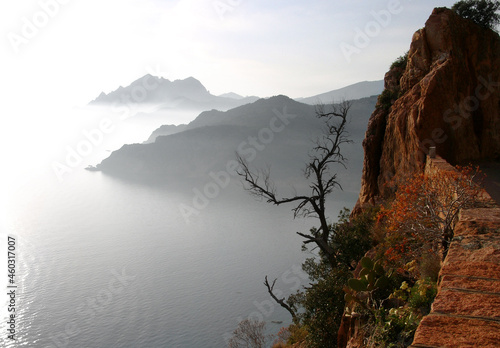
264,276,297,323
236,100,353,268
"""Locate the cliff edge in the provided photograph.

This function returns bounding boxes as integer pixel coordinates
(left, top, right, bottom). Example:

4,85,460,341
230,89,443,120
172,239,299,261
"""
356,7,500,210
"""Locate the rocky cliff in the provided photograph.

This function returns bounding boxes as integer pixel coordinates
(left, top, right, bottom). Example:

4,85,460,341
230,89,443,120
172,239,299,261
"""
356,7,500,210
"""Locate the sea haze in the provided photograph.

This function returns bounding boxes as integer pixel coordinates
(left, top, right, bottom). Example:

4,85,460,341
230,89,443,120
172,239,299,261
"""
1,82,377,347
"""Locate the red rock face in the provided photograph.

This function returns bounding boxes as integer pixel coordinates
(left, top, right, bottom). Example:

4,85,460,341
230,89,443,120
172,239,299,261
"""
411,206,500,348
357,8,500,208
346,8,500,346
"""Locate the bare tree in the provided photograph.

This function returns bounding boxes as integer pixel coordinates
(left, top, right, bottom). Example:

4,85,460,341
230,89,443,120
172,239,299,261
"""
227,319,271,348
237,100,353,268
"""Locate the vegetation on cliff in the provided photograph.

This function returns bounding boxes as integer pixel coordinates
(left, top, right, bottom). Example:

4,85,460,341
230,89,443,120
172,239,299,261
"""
227,3,499,348
265,165,484,348
378,52,408,112
452,0,500,30
358,5,500,208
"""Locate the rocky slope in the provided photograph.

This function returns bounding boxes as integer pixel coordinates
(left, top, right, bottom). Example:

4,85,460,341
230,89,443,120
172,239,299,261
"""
356,7,500,210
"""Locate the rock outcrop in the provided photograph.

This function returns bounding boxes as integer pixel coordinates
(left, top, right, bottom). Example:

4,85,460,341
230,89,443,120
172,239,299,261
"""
356,7,500,209
343,7,500,347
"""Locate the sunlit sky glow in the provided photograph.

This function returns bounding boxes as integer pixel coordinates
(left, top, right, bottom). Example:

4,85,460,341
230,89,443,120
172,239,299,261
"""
2,0,458,109
0,0,470,218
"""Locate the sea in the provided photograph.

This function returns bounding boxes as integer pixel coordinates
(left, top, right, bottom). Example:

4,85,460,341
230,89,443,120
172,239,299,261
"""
0,105,360,347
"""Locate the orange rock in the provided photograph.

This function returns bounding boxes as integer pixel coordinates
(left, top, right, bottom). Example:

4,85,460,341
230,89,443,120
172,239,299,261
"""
412,315,500,347
357,8,500,209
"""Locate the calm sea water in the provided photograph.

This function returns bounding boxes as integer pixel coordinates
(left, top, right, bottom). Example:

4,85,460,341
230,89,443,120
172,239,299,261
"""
0,106,359,347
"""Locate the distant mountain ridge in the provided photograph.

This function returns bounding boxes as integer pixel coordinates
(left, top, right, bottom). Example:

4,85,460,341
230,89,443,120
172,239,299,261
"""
90,75,383,113
297,80,384,105
90,75,259,111
94,95,379,190
92,75,208,103
218,92,245,100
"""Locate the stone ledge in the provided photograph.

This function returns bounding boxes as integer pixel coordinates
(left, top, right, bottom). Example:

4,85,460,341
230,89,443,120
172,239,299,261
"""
455,208,500,230
431,289,500,318
424,155,456,175
440,275,500,293
412,156,500,346
411,315,500,347
440,216,500,280
440,244,500,280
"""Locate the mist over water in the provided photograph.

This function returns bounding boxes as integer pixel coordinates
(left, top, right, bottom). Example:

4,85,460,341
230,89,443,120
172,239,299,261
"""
1,106,361,347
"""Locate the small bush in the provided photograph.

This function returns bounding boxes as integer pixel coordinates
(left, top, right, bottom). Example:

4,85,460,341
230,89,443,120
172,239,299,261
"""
378,52,408,111
228,319,271,348
408,279,438,315
390,52,409,70
452,0,500,30
372,307,420,347
329,207,377,270
378,88,399,111
272,324,309,347
344,262,438,347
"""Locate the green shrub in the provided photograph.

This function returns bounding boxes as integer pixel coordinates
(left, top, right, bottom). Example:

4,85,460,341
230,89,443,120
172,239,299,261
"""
378,51,409,111
378,89,398,111
371,307,420,347
329,208,377,270
408,279,438,315
390,52,409,70
452,0,500,30
297,268,349,348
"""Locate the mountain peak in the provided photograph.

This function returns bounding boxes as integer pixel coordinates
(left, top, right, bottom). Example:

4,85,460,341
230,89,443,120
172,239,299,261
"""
90,75,211,105
182,76,198,82
257,94,298,105
219,92,244,100
174,76,206,89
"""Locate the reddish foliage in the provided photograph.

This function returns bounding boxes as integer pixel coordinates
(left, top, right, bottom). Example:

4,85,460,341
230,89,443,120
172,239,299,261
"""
376,165,484,273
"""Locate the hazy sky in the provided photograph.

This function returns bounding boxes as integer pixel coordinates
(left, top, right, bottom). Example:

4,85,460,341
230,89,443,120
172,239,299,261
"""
2,0,460,109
